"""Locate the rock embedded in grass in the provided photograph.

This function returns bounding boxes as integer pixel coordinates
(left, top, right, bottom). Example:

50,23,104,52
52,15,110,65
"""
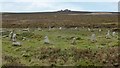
22,37,26,40
22,28,30,32
22,53,30,57
99,29,102,32
59,27,62,30
12,41,21,46
38,27,42,31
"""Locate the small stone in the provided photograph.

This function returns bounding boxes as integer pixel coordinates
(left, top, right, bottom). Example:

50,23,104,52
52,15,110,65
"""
12,42,21,46
22,28,30,32
99,29,102,32
22,53,30,57
38,28,42,31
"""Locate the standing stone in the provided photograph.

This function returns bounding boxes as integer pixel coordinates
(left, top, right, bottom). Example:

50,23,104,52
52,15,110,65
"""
9,31,13,40
88,28,91,31
59,27,62,30
106,30,111,39
44,36,50,44
75,27,78,30
112,32,116,37
12,33,17,42
91,34,97,42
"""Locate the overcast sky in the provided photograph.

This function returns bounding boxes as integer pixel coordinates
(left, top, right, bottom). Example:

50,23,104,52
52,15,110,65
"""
0,0,119,12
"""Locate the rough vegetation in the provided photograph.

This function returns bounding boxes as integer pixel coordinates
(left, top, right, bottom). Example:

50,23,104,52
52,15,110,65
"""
2,12,119,28
1,11,119,67
2,28,119,67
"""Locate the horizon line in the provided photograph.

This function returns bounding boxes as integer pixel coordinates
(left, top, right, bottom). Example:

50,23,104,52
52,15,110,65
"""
1,10,119,13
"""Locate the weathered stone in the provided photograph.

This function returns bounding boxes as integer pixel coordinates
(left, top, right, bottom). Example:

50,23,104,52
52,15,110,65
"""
12,42,21,46
91,34,97,43
44,36,50,44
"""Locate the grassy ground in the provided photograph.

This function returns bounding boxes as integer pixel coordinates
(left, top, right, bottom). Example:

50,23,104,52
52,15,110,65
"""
2,13,118,28
1,28,119,67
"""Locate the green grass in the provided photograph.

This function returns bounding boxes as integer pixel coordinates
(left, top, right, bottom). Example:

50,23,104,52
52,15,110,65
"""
2,28,119,66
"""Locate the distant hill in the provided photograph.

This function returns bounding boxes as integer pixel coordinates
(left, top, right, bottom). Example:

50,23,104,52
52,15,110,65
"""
2,9,118,15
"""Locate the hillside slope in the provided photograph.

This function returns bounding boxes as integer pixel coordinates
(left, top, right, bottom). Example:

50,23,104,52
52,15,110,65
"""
2,11,119,28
